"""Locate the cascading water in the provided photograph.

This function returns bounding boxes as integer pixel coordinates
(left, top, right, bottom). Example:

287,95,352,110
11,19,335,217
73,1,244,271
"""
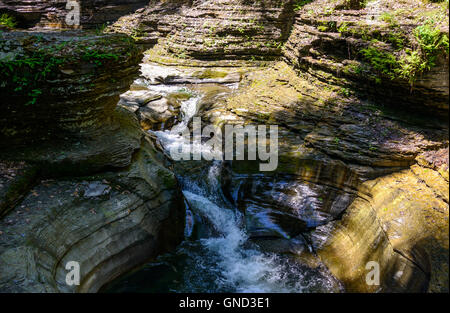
103,64,342,293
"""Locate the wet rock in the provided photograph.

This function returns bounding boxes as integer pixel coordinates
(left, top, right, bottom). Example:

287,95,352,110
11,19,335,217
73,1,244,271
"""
207,60,447,292
120,90,162,106
138,97,178,130
157,72,241,85
0,139,185,293
83,182,111,198
227,175,355,240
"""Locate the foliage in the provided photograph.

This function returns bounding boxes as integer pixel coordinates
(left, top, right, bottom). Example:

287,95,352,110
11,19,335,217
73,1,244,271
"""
397,20,449,85
293,0,314,12
360,19,449,86
0,36,127,105
0,14,16,28
380,12,399,28
360,45,398,81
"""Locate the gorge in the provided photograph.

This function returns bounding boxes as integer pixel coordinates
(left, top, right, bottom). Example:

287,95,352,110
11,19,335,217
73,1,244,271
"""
0,0,448,293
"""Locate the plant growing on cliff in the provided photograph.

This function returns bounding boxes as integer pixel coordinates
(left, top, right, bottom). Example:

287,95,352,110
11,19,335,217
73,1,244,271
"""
82,49,119,66
294,0,313,11
360,19,449,86
1,35,132,105
1,51,65,105
360,45,398,81
396,20,449,85
0,14,16,29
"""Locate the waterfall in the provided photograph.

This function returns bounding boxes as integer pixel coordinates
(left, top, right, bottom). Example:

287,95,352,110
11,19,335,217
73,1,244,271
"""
105,63,342,293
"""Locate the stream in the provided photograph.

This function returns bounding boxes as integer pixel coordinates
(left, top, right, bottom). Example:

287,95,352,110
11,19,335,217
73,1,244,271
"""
103,64,343,293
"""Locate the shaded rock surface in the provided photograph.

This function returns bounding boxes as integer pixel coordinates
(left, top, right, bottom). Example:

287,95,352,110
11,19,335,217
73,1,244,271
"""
197,59,448,292
0,138,185,292
0,161,38,218
0,0,149,29
0,31,145,174
1,0,448,294
0,29,186,293
91,0,450,293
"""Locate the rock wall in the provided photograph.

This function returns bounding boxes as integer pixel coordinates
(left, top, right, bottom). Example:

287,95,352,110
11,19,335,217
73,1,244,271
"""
315,148,449,292
0,138,185,292
0,31,144,173
0,31,186,292
199,60,448,292
0,0,149,29
110,0,295,60
1,0,448,293
283,0,449,113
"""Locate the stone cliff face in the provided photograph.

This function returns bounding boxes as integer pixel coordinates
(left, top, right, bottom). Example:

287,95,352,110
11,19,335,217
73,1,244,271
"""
0,31,185,292
107,0,448,292
110,0,295,60
0,0,448,293
0,138,185,292
1,33,139,138
206,61,448,292
0,0,149,28
283,0,449,114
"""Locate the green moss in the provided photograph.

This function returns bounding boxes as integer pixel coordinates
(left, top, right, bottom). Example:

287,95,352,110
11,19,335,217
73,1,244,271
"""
193,69,228,79
157,168,177,189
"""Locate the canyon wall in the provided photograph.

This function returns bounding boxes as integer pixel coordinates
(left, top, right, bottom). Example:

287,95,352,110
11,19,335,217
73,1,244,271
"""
0,31,185,292
111,0,448,292
0,0,149,28
1,0,448,292
110,0,295,60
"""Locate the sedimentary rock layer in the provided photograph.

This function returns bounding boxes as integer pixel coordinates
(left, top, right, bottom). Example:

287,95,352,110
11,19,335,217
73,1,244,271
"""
0,31,145,173
283,0,449,112
0,30,186,292
0,138,185,292
0,0,149,28
110,0,295,60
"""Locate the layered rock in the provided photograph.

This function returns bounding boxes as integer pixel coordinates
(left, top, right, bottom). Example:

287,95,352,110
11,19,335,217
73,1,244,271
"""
109,0,295,60
0,30,186,292
0,0,149,29
0,31,144,174
112,0,449,293
0,138,185,292
1,0,448,293
315,148,449,292
0,161,38,218
198,60,448,292
283,0,449,113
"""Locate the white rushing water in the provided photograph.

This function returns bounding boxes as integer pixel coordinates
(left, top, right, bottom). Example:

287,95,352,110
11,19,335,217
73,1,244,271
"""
146,76,304,292
133,63,341,293
182,188,309,293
